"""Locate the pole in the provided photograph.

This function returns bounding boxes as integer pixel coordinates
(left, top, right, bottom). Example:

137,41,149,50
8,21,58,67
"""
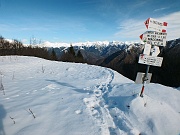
140,65,150,97
140,45,154,97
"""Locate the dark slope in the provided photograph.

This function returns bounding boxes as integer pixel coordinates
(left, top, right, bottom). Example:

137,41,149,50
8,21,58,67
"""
100,38,180,87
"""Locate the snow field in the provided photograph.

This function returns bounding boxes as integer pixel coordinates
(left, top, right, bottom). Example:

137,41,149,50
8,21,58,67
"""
0,56,180,135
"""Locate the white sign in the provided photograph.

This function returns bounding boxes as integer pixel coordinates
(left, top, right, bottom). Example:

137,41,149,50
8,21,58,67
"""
151,46,160,56
144,18,168,32
138,54,163,67
143,44,151,55
140,31,167,46
135,72,152,84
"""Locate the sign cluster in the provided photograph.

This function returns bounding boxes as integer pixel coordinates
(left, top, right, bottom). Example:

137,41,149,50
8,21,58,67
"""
135,18,168,97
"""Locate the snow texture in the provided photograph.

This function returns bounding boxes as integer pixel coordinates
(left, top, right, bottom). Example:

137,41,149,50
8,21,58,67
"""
0,56,180,135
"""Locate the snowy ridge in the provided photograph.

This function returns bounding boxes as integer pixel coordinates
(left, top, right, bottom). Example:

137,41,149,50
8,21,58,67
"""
38,41,139,48
0,56,180,135
4,39,14,43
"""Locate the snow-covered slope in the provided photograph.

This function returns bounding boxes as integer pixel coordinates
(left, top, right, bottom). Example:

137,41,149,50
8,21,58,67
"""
0,56,179,135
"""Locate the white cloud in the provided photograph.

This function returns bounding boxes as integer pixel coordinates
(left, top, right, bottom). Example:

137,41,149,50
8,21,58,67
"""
114,11,180,41
0,19,87,33
114,19,145,41
154,7,167,12
158,11,180,40
0,23,16,31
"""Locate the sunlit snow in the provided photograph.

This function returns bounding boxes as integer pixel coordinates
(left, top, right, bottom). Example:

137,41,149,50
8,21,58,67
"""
0,56,179,135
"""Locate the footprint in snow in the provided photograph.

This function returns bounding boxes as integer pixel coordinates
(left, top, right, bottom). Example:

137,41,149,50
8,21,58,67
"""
94,89,102,97
75,110,82,114
12,95,19,97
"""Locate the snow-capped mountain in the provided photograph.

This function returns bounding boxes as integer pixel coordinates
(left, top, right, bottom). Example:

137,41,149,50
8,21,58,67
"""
100,38,180,87
39,40,140,65
39,41,138,48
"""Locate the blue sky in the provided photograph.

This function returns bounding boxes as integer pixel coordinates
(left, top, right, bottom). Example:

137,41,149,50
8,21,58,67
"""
0,0,180,44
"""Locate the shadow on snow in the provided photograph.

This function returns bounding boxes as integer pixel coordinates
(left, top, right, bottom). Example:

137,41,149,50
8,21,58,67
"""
0,104,6,135
46,79,92,94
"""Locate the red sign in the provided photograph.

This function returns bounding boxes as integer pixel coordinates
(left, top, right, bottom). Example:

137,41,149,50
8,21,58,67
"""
144,18,167,32
139,31,167,46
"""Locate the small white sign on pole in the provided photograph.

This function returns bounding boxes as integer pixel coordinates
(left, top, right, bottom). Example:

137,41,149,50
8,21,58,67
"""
143,44,151,55
151,46,160,56
144,18,168,32
138,54,163,67
135,72,152,84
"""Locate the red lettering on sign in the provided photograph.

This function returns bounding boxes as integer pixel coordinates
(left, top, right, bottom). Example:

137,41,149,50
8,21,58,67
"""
163,22,168,26
162,29,166,33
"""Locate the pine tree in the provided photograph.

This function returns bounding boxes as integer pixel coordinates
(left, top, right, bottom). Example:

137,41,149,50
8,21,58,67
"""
69,44,75,56
51,49,57,61
77,50,83,58
76,50,85,63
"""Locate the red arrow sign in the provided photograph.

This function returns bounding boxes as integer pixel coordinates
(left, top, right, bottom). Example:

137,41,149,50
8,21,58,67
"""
140,34,143,40
144,18,150,29
144,18,168,32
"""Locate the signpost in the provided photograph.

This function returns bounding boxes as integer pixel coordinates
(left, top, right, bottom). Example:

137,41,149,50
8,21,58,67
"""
140,31,167,46
135,72,152,84
138,17,168,97
138,54,163,67
144,18,167,32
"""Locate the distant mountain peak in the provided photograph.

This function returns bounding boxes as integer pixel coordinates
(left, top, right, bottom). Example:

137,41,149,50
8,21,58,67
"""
38,41,140,48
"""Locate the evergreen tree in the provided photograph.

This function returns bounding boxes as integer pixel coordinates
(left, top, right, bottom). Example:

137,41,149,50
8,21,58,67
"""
51,49,57,60
69,44,75,56
76,50,85,63
77,50,83,58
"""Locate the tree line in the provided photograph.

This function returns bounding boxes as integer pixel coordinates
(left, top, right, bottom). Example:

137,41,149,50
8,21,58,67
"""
59,44,86,63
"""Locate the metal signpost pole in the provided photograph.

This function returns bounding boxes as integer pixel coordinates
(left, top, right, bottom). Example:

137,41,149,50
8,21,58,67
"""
138,18,167,97
140,65,150,97
140,45,154,97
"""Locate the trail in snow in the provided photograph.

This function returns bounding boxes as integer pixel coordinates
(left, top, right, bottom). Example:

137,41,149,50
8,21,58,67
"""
83,67,132,135
83,68,114,135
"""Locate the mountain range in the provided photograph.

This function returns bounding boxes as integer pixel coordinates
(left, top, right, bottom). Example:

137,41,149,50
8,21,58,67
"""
2,37,180,87
40,38,180,87
40,41,140,64
100,38,180,87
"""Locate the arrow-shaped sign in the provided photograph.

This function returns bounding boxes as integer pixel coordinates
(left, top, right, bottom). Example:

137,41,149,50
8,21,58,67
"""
140,31,167,46
151,46,160,56
145,18,167,32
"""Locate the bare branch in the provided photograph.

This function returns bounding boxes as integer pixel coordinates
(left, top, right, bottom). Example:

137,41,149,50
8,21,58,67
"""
29,108,36,119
